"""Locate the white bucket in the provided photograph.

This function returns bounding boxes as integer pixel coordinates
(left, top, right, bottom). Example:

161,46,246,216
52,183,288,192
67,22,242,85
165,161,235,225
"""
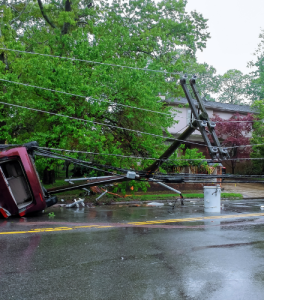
204,186,221,213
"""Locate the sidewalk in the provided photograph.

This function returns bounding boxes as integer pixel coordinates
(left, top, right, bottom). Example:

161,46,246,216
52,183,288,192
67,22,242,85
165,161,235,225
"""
222,183,264,199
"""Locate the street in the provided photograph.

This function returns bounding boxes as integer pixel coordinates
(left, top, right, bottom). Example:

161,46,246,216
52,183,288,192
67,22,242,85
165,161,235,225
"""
0,199,264,300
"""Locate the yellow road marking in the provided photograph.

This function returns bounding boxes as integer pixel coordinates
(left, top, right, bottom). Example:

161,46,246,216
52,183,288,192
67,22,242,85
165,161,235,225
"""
0,213,263,235
128,213,263,225
0,231,29,234
0,225,112,235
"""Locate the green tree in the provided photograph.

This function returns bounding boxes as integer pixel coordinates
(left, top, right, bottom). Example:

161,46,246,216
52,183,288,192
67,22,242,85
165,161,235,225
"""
247,29,264,101
250,99,264,174
0,0,211,186
217,69,251,105
185,60,220,101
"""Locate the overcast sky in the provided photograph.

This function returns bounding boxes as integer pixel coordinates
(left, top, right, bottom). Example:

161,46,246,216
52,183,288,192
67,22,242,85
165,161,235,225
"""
183,0,264,75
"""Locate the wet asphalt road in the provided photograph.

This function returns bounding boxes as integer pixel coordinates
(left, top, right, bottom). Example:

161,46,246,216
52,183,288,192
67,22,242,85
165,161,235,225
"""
0,199,264,300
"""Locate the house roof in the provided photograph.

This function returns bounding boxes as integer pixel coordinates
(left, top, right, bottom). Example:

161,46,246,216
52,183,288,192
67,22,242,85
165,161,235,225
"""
166,97,257,114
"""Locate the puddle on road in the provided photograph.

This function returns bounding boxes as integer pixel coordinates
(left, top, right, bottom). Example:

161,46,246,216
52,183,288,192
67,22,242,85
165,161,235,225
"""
0,199,264,228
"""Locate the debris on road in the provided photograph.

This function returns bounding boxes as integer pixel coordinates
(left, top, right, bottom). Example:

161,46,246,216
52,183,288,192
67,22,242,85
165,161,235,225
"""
147,202,164,207
65,198,85,208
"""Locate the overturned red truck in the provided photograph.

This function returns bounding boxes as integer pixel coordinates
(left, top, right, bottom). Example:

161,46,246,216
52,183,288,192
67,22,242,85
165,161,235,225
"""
0,142,58,218
0,142,126,218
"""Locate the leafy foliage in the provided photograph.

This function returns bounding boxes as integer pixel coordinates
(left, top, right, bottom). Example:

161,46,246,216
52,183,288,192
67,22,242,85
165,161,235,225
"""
161,145,207,169
247,29,264,101
218,69,252,105
211,113,254,174
185,60,220,101
250,99,264,174
0,1,264,184
0,0,211,186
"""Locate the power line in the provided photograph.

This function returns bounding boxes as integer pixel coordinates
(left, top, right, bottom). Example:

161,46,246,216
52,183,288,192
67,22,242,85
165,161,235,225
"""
36,147,263,161
35,148,130,174
0,78,262,123
0,78,179,118
0,101,264,151
214,120,264,123
35,150,264,184
0,144,264,162
36,151,127,178
174,125,188,134
0,49,263,123
0,47,184,76
155,174,264,178
0,101,205,147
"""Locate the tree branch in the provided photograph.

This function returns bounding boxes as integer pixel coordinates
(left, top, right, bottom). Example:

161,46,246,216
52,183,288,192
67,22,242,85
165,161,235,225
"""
10,0,29,25
37,0,57,29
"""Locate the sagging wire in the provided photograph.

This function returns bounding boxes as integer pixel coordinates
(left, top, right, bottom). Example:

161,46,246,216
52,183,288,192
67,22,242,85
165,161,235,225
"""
37,146,263,157
0,78,263,123
155,174,264,178
0,101,265,152
0,101,203,147
0,144,264,162
0,47,264,127
0,78,181,119
0,100,264,150
0,47,185,76
37,146,263,160
34,149,128,179
34,149,264,182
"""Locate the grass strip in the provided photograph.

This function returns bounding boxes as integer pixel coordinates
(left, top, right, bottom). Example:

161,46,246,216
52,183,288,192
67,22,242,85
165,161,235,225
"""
131,193,243,201
43,180,243,200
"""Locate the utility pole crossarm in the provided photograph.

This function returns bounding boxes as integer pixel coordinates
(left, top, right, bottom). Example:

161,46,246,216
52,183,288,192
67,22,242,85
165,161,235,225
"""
145,74,230,174
189,75,230,160
180,75,218,160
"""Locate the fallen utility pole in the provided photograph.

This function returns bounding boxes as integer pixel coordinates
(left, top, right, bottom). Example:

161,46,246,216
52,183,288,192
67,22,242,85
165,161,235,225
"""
145,119,198,174
146,75,230,173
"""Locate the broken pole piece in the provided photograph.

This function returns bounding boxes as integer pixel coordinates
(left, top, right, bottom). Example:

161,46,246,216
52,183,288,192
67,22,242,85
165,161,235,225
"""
65,198,85,208
150,179,182,195
96,190,108,201
149,179,184,206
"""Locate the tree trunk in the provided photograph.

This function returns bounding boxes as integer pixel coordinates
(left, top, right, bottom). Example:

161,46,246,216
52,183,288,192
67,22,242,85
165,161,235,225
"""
231,160,236,174
43,167,55,184
61,0,71,34
65,161,71,178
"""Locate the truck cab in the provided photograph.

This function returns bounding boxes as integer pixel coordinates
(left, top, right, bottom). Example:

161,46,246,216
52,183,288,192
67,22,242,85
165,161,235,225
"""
0,143,57,218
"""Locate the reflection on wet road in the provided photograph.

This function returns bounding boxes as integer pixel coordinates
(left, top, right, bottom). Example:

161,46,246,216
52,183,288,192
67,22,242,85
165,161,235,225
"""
0,199,264,300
